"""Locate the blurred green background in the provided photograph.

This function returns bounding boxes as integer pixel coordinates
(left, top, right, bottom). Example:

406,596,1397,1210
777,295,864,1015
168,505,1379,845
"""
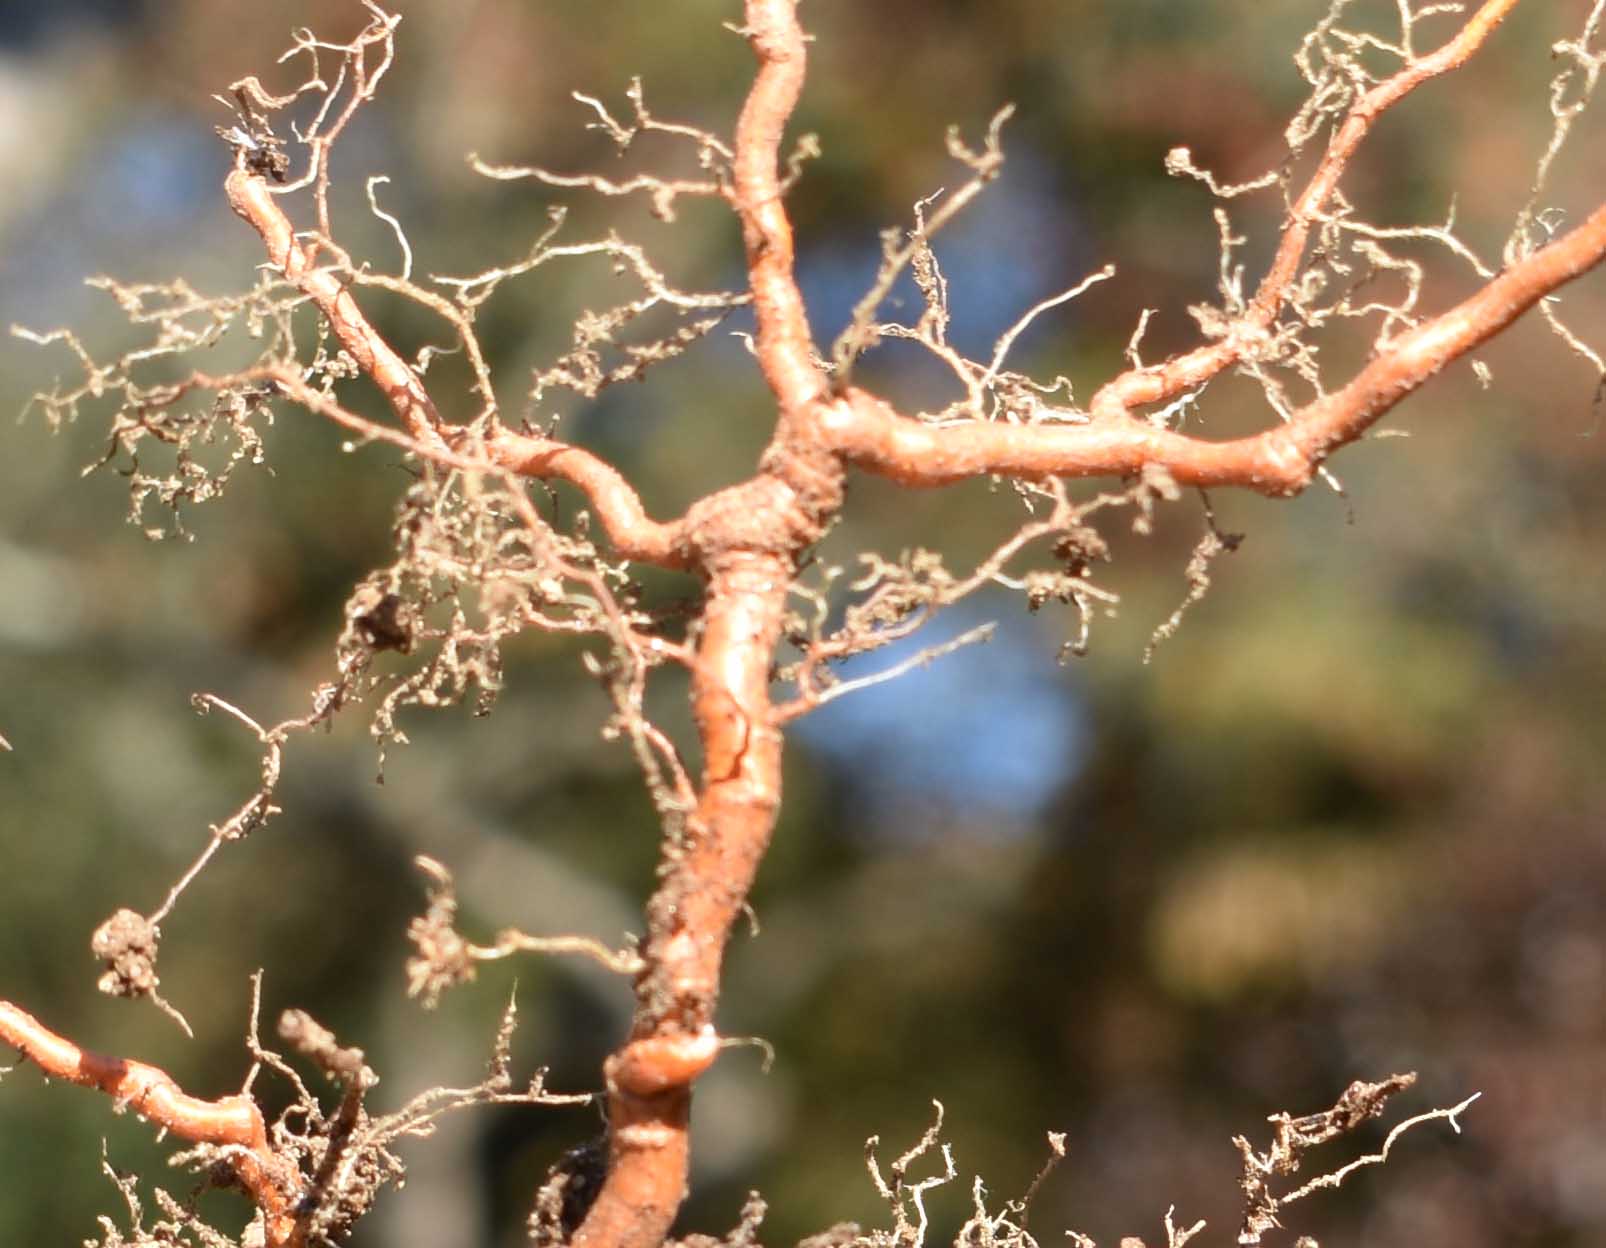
2,2,1604,1246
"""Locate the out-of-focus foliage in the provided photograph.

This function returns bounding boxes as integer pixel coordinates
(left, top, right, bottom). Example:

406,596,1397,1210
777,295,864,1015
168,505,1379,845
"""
1,3,1602,1248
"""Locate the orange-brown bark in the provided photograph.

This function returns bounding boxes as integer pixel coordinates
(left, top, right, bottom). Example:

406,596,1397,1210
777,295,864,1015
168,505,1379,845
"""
227,2,1602,1245
222,174,691,569
18,2,1598,1247
0,1001,302,1247
573,6,832,1240
825,198,1606,495
1087,0,1524,422
731,0,825,418
225,169,442,449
